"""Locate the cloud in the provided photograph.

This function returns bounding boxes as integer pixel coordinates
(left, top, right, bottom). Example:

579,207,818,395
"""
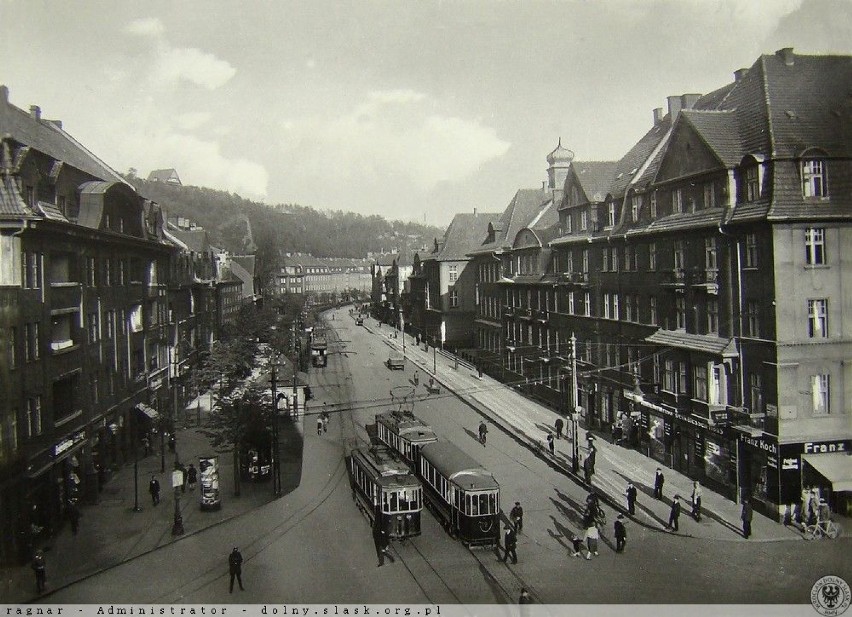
124,17,236,90
282,89,510,193
174,111,213,130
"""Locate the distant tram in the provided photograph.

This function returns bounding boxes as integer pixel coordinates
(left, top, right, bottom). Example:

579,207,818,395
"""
348,445,423,540
375,410,438,470
419,441,501,547
311,330,328,367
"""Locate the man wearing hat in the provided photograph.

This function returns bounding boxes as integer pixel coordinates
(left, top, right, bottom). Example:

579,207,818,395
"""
228,546,244,592
614,514,627,552
510,501,524,532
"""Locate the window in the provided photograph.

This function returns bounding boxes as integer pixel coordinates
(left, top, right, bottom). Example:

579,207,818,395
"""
631,195,642,222
745,300,759,337
805,228,826,266
802,159,827,198
566,253,573,274
625,294,634,322
675,297,686,330
564,215,573,234
650,192,657,219
26,396,42,437
603,294,611,319
583,292,591,317
25,322,39,361
610,248,618,272
568,292,575,315
811,374,830,415
624,246,636,271
602,249,609,272
86,257,96,286
705,238,718,271
106,310,115,340
449,289,459,308
118,260,126,286
448,265,458,283
744,233,758,268
23,252,41,289
649,242,657,271
582,250,589,273
807,299,828,338
703,183,716,209
8,327,17,369
707,298,719,333
607,203,616,227
580,211,588,231
672,188,683,214
88,312,99,343
612,294,619,320
663,360,676,393
649,296,658,325
746,166,760,201
673,240,685,271
679,363,688,394
749,373,763,416
695,366,707,401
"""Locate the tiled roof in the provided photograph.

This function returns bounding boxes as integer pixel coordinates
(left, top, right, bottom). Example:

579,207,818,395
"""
630,208,724,236
570,161,619,204
36,200,69,222
430,212,500,261
230,255,256,276
470,189,547,255
646,329,737,358
374,253,399,267
680,110,743,167
169,227,211,253
0,92,127,185
147,168,181,183
0,174,32,216
609,117,672,199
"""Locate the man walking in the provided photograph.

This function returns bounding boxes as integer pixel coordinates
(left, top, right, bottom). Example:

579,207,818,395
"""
510,501,524,532
501,525,518,564
546,433,555,456
478,421,488,446
741,498,753,538
583,455,593,484
228,547,244,592
625,482,637,516
584,522,600,557
654,468,665,500
668,495,681,531
691,480,703,521
373,521,395,567
555,417,564,439
614,514,627,552
149,475,160,506
32,549,46,593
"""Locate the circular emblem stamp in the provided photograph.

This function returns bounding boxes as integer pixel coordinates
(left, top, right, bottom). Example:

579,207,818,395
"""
811,576,851,616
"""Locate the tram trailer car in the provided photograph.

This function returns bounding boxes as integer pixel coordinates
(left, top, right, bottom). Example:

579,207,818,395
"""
348,445,423,540
418,441,500,547
375,410,438,470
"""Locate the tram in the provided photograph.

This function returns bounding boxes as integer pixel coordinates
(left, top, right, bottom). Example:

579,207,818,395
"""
418,441,501,547
375,409,438,470
348,445,423,540
311,330,328,367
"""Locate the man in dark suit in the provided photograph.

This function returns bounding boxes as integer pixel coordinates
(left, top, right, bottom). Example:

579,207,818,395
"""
654,468,665,500
501,525,518,564
228,547,244,592
668,496,681,531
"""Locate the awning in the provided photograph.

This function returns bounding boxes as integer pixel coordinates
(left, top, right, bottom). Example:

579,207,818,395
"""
135,403,158,419
803,453,852,491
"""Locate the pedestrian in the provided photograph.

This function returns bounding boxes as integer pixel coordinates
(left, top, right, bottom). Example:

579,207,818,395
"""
478,421,488,446
654,468,665,500
583,455,593,484
555,417,564,439
501,525,518,564
584,522,600,556
413,371,419,387
546,433,555,456
31,549,46,593
587,445,597,472
141,435,150,457
67,500,80,535
741,498,753,539
614,514,627,552
178,462,187,493
228,547,244,592
518,588,532,604
510,501,524,532
373,521,395,567
691,480,703,521
317,415,323,436
168,433,176,453
569,533,587,559
585,491,601,527
321,409,329,433
187,464,198,491
668,495,681,531
149,475,160,506
625,482,637,516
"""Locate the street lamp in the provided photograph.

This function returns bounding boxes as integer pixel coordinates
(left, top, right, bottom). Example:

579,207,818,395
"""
171,465,184,536
570,333,580,474
269,354,285,498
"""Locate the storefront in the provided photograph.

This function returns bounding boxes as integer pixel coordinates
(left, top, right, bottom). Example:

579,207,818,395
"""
779,439,852,520
736,431,780,519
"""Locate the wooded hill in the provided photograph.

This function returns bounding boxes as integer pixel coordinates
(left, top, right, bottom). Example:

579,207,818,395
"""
126,176,442,263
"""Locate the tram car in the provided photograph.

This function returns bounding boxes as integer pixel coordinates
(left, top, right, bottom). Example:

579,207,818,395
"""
375,410,438,470
418,441,501,547
348,445,423,540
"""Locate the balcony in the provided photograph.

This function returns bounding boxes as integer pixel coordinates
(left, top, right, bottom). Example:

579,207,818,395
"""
692,268,719,295
49,282,82,311
503,305,515,317
518,308,534,321
660,268,687,288
536,310,549,324
729,406,766,432
557,271,590,287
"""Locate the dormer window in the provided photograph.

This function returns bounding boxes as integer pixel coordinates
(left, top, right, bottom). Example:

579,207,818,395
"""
746,166,760,201
630,195,642,222
607,203,616,227
580,210,588,231
802,159,827,198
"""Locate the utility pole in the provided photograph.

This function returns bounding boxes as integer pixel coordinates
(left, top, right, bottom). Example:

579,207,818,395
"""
570,332,579,474
270,357,282,498
171,466,184,536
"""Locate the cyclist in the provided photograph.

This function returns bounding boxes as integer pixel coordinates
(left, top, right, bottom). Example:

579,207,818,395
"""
478,421,488,446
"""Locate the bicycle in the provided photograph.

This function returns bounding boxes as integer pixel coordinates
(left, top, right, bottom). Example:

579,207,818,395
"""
804,519,842,540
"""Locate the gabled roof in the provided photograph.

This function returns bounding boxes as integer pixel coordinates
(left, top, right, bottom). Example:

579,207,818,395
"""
147,168,182,183
609,116,673,199
168,227,211,253
679,110,743,168
230,255,256,276
470,189,547,255
570,161,619,204
428,212,500,261
0,89,128,186
0,174,32,216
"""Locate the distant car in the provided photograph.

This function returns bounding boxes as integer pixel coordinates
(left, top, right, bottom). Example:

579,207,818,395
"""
386,352,405,370
356,316,364,326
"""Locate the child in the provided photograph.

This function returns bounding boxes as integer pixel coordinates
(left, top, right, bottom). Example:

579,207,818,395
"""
569,533,587,559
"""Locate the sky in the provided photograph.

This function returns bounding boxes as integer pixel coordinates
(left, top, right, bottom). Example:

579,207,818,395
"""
2,0,851,226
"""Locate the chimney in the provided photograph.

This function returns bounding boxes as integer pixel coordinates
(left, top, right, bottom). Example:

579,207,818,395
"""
734,68,749,82
652,107,664,126
776,47,795,66
0,85,8,104
29,105,41,121
667,96,683,122
680,93,702,111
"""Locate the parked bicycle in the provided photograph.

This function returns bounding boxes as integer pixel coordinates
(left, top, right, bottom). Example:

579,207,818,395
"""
804,518,842,540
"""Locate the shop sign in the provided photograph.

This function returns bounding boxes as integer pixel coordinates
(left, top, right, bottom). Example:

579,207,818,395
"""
781,457,799,471
635,396,724,435
803,440,848,454
53,431,86,458
739,433,778,455
694,434,705,460
767,454,778,469
766,403,778,418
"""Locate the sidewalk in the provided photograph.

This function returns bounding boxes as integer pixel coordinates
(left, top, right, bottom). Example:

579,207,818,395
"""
1,389,277,604
368,316,804,544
